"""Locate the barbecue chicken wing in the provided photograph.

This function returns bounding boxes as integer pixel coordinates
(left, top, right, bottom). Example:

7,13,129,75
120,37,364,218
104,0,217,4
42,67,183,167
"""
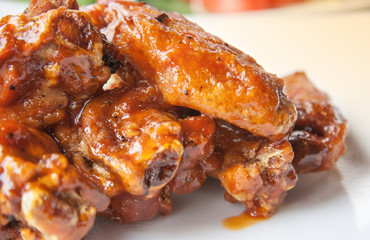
54,81,183,198
168,114,215,194
210,120,297,217
0,0,110,128
283,72,348,172
0,120,109,240
84,0,297,141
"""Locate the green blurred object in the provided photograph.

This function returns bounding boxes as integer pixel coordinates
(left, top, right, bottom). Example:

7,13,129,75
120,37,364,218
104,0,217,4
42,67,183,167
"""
139,0,192,13
77,0,95,5
15,0,191,12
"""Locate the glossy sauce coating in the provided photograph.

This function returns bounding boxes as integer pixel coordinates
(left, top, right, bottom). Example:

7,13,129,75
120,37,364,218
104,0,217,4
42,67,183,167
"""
0,0,349,237
85,0,297,141
81,82,183,197
0,120,109,240
0,3,110,128
223,212,268,230
100,185,172,224
212,120,297,217
169,115,215,194
283,72,347,172
54,81,184,198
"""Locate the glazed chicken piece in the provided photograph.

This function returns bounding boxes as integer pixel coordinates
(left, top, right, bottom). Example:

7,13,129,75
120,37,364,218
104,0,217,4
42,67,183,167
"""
84,0,297,141
26,0,79,17
168,114,215,194
54,81,184,198
0,0,111,128
0,217,23,240
209,120,297,217
283,72,348,172
0,120,109,240
100,186,172,224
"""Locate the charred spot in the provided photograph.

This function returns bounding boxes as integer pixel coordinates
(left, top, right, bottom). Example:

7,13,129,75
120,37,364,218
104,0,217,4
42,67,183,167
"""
103,55,121,74
57,104,64,109
187,36,193,39
184,90,189,96
8,132,13,140
155,13,169,23
9,85,16,91
102,38,121,74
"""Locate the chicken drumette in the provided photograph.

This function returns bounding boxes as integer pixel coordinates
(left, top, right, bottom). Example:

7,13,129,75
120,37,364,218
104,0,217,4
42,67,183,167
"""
204,120,298,217
0,0,111,128
0,120,109,240
283,72,347,173
84,0,297,141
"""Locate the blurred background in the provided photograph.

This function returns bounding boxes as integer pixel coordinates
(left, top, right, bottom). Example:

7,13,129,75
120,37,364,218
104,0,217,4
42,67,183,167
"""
3,0,370,13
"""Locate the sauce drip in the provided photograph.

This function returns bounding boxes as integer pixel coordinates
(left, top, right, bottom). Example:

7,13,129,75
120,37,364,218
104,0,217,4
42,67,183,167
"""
222,212,268,230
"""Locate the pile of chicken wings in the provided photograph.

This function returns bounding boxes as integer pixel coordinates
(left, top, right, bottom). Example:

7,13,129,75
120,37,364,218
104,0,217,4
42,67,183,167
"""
0,0,347,239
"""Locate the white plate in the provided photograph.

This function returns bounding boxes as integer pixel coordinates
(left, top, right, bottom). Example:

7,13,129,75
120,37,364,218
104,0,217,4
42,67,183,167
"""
1,1,370,240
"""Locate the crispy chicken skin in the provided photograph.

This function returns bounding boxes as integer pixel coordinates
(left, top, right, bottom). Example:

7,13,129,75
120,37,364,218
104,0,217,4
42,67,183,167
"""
211,120,297,217
55,81,183,198
0,1,110,128
0,120,109,240
283,72,347,173
84,0,297,141
54,82,184,223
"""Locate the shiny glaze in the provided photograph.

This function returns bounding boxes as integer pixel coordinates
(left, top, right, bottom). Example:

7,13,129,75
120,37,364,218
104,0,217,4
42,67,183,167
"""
0,0,348,237
212,120,297,217
223,212,268,230
0,120,109,240
72,81,183,197
169,115,215,194
0,1,112,239
100,186,172,224
284,72,348,172
85,0,297,141
0,5,110,128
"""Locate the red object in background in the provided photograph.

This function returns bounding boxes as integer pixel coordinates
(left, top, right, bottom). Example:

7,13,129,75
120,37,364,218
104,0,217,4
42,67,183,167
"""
201,0,305,12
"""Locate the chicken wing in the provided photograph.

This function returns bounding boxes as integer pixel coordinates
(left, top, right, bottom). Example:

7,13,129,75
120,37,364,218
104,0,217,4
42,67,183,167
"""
209,120,297,217
54,81,183,197
84,0,297,141
0,120,109,240
283,72,348,172
168,114,215,194
0,0,110,128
